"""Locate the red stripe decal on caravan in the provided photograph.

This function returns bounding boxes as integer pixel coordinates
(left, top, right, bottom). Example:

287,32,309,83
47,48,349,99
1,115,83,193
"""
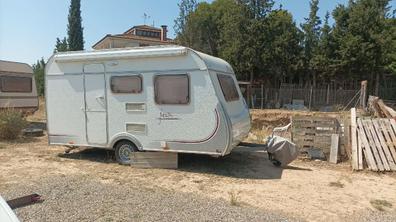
168,109,220,144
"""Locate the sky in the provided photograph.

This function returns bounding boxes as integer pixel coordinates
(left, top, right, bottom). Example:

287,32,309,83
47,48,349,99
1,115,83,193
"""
0,0,395,65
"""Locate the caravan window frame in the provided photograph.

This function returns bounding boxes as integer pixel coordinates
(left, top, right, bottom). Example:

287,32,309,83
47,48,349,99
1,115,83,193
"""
0,75,33,93
154,74,190,105
217,73,240,102
110,75,143,94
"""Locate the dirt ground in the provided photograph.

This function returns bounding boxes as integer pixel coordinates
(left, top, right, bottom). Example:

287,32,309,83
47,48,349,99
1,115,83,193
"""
1,104,396,221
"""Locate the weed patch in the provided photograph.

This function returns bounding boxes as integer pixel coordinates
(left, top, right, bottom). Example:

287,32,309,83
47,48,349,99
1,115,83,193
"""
0,109,27,140
370,199,393,211
329,181,344,188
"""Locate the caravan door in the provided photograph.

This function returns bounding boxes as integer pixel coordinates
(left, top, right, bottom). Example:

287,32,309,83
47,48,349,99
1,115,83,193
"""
83,64,108,145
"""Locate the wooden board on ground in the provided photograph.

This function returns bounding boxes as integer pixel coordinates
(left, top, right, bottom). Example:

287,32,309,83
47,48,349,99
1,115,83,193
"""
329,134,339,164
130,152,178,169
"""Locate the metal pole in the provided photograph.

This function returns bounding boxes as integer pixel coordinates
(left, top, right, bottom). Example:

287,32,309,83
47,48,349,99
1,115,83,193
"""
309,86,313,111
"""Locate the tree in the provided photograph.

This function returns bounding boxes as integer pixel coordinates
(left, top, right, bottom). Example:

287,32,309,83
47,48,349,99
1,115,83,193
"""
32,58,45,96
54,37,68,53
311,12,335,82
174,0,197,46
301,0,321,86
237,0,274,19
332,0,393,92
239,0,275,83
67,0,84,51
262,9,303,86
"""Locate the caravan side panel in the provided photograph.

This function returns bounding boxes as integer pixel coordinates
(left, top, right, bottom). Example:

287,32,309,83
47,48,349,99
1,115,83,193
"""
46,74,87,145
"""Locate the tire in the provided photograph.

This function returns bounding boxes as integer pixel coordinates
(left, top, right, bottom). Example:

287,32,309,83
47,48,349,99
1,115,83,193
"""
268,153,282,167
114,140,137,165
271,159,282,167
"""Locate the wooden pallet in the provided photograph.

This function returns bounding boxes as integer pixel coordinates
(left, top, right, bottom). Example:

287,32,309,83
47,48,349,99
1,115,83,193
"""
291,116,340,155
353,116,396,171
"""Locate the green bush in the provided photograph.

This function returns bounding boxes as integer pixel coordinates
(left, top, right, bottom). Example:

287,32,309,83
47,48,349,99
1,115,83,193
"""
0,109,28,140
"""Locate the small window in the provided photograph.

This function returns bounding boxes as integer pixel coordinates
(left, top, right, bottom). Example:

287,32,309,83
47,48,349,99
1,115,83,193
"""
154,75,189,105
217,74,239,102
0,76,32,93
111,76,142,93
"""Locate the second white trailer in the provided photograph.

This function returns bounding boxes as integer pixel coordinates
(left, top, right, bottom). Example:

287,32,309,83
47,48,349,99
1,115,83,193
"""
45,45,251,164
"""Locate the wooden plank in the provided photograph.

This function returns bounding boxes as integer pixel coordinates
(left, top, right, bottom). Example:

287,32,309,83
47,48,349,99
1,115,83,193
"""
390,119,396,136
362,119,385,171
377,100,393,118
384,119,396,148
130,152,178,169
358,122,378,171
329,134,339,164
351,108,359,170
357,119,378,171
365,119,391,171
372,119,396,170
378,119,396,164
357,130,364,170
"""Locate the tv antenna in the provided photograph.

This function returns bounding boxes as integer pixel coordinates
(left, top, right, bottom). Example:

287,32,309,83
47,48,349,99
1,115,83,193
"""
142,13,151,25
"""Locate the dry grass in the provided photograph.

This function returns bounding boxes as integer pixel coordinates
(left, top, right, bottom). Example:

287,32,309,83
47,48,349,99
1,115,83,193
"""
229,191,241,206
370,199,393,211
26,97,46,122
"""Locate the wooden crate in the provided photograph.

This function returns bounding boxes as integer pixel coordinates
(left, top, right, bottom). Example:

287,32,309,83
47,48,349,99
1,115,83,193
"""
130,152,178,169
292,116,340,155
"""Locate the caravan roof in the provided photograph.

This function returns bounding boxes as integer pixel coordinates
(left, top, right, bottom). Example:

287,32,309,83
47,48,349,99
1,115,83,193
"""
50,45,234,74
0,60,33,74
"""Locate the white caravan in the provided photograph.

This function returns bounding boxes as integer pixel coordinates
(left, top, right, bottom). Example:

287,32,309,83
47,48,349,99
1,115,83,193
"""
0,60,39,114
45,45,251,164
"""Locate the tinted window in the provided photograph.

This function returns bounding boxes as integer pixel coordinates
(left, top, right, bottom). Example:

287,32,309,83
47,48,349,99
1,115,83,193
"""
0,76,32,93
217,74,239,102
154,75,189,105
111,76,142,93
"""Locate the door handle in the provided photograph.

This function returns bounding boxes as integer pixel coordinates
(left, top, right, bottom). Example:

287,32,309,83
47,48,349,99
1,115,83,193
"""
96,95,106,107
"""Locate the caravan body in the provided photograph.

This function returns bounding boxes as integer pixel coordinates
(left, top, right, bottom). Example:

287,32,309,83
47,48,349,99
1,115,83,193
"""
45,46,250,162
0,60,39,114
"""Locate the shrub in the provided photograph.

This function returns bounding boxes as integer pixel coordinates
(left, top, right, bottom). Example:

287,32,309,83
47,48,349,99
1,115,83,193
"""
0,109,28,140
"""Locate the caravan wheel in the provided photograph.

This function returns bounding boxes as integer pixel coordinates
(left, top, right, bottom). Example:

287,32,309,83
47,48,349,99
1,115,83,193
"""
114,140,137,165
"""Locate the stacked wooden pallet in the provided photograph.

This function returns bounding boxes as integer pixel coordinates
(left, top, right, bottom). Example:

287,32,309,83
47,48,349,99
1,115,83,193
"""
351,108,396,171
291,116,339,155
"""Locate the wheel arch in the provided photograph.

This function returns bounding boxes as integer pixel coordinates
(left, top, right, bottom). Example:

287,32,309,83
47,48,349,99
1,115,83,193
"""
109,133,143,150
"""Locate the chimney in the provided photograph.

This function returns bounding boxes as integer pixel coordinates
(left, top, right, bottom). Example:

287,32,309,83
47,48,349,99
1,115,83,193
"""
160,25,167,41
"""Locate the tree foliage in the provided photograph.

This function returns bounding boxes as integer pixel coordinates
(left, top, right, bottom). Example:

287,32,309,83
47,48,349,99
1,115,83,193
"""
174,0,197,47
67,0,84,51
54,37,68,53
174,0,395,90
32,58,46,96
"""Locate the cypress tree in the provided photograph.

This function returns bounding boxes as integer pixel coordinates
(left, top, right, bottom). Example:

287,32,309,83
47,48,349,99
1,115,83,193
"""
54,37,69,53
67,0,84,51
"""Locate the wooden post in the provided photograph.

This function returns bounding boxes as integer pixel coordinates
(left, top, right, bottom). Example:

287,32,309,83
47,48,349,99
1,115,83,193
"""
308,86,313,110
329,134,339,164
351,108,359,170
360,80,368,110
260,84,264,109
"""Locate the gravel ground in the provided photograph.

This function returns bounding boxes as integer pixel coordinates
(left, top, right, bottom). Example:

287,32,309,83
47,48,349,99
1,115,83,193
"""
2,175,298,222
